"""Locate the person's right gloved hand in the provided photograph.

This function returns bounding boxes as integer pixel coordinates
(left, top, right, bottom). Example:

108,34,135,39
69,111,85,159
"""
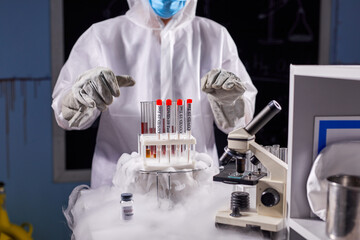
62,67,135,127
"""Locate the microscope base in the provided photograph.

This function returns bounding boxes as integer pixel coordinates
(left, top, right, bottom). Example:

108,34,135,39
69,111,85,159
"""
215,209,285,232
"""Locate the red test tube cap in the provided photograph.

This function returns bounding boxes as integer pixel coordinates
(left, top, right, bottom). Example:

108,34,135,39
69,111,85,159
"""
187,99,192,104
156,99,162,105
166,99,172,105
177,99,183,105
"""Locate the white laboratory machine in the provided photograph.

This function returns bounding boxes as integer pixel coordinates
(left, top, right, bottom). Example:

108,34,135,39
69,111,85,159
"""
213,100,288,235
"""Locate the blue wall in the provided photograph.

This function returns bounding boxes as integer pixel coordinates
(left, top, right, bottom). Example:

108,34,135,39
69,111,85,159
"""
0,1,88,239
0,0,359,239
330,0,360,64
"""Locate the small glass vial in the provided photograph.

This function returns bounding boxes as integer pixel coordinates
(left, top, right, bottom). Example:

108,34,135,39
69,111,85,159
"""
120,193,134,221
0,182,5,208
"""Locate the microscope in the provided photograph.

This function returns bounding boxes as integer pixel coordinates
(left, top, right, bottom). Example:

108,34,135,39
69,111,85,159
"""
214,100,288,233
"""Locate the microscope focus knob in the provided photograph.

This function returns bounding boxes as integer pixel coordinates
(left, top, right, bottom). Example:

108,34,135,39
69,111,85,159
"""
261,188,280,207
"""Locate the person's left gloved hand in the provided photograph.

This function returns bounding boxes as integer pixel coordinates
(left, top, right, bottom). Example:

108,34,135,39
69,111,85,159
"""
201,68,246,131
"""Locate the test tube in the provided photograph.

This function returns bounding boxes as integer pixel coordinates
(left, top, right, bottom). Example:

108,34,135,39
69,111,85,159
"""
150,101,155,134
271,144,280,158
176,99,184,160
279,147,288,163
139,102,144,157
150,101,156,157
176,99,184,139
171,101,176,133
141,101,150,134
186,99,192,138
156,99,163,162
141,102,145,134
171,101,176,156
165,100,172,139
166,99,172,163
161,101,166,157
186,99,192,162
141,102,152,158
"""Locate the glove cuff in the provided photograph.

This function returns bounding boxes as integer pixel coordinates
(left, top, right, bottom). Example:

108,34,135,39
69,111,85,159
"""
61,90,95,127
208,95,245,132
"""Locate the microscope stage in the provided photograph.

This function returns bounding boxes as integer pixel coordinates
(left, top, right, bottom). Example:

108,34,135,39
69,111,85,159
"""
213,163,266,185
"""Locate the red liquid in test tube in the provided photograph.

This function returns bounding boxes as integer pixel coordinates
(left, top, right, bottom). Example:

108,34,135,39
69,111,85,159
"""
140,102,148,134
141,122,148,134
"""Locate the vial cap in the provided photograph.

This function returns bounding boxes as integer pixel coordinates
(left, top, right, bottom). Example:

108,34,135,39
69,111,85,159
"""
166,99,172,105
156,99,162,105
187,99,192,104
121,193,133,201
0,182,4,193
177,99,183,105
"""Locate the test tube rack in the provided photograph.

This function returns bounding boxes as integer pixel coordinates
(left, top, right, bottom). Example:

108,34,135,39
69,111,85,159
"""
139,99,196,171
139,134,196,170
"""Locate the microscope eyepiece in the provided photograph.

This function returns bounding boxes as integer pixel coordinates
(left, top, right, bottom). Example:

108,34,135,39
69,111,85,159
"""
244,100,281,136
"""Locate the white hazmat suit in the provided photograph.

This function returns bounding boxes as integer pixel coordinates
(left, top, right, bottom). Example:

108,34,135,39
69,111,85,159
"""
52,0,257,188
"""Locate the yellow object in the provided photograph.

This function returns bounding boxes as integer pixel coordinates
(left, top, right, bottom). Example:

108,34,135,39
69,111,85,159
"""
0,186,33,240
0,233,12,240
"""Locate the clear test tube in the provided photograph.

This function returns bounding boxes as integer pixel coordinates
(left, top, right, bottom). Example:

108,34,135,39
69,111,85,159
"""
148,101,152,135
271,144,280,158
155,99,163,162
141,102,151,158
140,102,145,134
186,99,192,162
165,99,172,163
139,102,144,157
176,99,184,160
149,101,155,134
140,102,144,134
144,102,150,158
149,101,156,157
141,101,150,134
279,147,288,163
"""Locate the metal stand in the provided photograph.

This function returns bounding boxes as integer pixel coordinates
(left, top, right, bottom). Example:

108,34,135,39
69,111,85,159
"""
139,168,206,208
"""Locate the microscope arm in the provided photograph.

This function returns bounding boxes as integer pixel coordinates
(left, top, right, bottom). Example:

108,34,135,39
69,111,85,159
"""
227,127,287,183
249,141,288,183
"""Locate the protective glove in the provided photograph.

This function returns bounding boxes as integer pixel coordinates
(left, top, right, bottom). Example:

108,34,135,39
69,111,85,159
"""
201,68,246,130
62,67,135,127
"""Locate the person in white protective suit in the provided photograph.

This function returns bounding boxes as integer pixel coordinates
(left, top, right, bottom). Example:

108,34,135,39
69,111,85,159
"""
52,0,257,188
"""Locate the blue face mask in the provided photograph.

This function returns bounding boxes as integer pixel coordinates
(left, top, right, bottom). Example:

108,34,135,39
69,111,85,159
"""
149,0,186,19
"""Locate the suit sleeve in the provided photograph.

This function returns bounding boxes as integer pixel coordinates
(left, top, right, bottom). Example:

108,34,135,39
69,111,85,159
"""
51,26,103,130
